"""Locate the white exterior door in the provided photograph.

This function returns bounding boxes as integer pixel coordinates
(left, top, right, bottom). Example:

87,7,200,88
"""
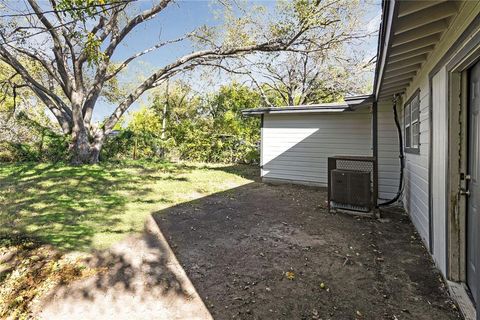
467,61,480,304
432,69,448,274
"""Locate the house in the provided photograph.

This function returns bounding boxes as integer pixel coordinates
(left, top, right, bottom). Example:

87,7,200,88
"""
241,95,401,203
243,1,480,318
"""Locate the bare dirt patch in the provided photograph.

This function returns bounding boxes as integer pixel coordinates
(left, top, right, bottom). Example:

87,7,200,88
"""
154,181,461,320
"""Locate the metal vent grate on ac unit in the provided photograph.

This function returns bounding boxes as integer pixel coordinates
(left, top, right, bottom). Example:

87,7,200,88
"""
330,169,372,213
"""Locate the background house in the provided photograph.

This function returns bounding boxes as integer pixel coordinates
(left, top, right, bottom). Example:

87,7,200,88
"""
242,96,401,202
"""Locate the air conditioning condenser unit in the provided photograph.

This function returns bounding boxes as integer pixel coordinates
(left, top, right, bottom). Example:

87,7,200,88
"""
330,169,372,212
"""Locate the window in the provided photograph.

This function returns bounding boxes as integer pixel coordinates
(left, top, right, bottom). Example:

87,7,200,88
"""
404,91,420,153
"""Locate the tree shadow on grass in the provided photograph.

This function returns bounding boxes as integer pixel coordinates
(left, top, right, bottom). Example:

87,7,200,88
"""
0,162,160,251
0,162,260,318
209,163,260,181
29,216,212,319
108,159,200,175
0,161,259,252
0,215,212,319
56,217,188,299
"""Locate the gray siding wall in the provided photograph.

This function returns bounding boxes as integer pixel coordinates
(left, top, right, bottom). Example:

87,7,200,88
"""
397,0,480,275
377,102,402,201
402,84,431,249
261,111,372,187
403,1,480,275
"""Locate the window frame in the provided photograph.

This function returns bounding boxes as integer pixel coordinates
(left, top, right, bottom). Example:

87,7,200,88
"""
404,90,421,154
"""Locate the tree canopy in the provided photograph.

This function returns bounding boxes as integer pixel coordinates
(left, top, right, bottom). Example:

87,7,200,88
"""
0,0,376,164
0,0,359,164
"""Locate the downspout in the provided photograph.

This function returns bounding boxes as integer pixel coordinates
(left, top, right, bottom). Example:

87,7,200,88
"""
378,94,405,207
260,114,264,171
372,101,379,209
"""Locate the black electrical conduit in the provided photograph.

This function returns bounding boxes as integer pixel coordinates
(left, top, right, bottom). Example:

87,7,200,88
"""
378,94,405,207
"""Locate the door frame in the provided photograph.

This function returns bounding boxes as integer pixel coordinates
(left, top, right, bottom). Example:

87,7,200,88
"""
429,68,449,275
422,13,480,316
443,33,480,286
427,19,480,288
423,11,480,281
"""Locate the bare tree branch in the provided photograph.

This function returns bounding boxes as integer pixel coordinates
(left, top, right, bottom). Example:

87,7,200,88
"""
81,0,173,127
104,35,191,82
26,0,74,96
101,36,307,134
0,43,72,120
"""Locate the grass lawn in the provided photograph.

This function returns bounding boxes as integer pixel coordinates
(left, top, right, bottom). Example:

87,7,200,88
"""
0,160,256,318
0,160,256,251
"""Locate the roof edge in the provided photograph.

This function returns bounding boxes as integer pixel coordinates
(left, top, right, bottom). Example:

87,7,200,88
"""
242,105,348,116
373,0,398,101
241,94,374,116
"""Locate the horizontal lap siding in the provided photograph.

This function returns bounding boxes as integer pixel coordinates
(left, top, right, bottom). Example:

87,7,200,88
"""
403,84,430,247
261,112,372,186
377,102,402,200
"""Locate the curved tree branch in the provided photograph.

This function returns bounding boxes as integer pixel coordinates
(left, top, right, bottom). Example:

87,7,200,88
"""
26,0,74,96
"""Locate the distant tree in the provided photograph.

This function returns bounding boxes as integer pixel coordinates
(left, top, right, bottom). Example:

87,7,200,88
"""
248,49,374,107
0,61,36,115
126,106,164,159
150,81,197,132
0,0,340,164
0,61,66,162
127,81,261,163
221,1,375,106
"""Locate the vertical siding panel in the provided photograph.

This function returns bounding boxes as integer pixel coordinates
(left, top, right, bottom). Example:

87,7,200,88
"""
431,68,448,274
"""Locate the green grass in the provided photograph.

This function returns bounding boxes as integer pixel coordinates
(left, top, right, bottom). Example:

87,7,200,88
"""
0,160,256,251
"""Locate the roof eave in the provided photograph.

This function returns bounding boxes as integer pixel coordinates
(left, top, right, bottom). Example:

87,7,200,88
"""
241,94,374,116
373,0,398,101
241,106,348,116
344,94,375,110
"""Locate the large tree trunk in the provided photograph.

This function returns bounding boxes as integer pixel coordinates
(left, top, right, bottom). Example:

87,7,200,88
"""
69,136,104,164
69,114,105,165
69,92,106,165
70,129,103,164
90,133,105,164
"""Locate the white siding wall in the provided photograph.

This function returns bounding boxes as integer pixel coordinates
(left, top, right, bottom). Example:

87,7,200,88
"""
261,110,372,186
377,102,402,201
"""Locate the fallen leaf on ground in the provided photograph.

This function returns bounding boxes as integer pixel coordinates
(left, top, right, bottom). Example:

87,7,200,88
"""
285,271,295,280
